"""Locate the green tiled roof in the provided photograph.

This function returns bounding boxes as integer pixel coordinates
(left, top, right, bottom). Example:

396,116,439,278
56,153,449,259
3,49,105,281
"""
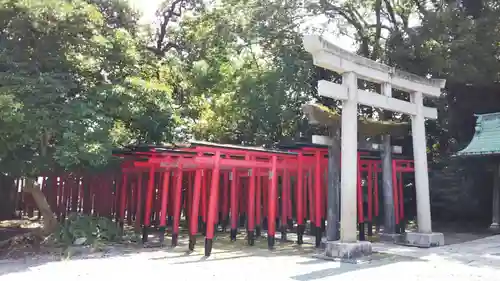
455,112,500,157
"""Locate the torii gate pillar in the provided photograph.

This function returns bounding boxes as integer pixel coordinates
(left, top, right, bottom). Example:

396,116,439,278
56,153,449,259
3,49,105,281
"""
303,35,446,259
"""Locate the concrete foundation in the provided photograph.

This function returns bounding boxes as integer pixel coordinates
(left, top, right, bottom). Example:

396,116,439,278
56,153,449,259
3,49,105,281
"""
403,232,444,248
489,223,500,234
379,233,402,243
323,240,372,260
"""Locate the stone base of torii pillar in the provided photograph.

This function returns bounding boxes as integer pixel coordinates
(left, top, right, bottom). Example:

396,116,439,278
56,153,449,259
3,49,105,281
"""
323,241,373,260
402,232,444,248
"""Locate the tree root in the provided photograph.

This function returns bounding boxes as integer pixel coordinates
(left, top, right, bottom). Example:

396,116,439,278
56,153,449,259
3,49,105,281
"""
0,231,44,258
0,178,59,259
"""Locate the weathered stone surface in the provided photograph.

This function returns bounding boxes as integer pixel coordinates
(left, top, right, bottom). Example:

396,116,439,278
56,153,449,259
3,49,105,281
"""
379,233,402,243
489,223,500,234
404,232,445,248
323,241,372,260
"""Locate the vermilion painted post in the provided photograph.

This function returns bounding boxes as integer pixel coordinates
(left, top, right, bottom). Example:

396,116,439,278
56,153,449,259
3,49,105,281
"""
205,151,221,256
95,176,101,217
398,172,404,219
214,174,220,226
159,169,170,246
322,163,328,231
367,163,373,237
167,170,174,221
40,177,47,213
103,175,110,217
109,175,115,217
263,178,268,217
134,172,143,231
247,164,256,246
127,181,134,225
97,176,103,217
67,176,73,216
61,177,68,220
56,176,63,220
221,172,230,231
392,161,400,230
357,155,365,241
187,172,193,224
255,173,262,237
142,166,155,243
201,169,207,223
296,153,304,244
267,155,278,249
307,168,314,226
314,153,322,247
398,171,405,233
281,169,289,241
154,174,162,225
230,168,239,241
189,168,202,251
374,163,381,233
303,172,307,222
51,176,59,214
239,177,246,227
172,164,184,247
262,177,268,230
287,171,292,223
96,176,102,217
78,176,85,213
119,173,128,229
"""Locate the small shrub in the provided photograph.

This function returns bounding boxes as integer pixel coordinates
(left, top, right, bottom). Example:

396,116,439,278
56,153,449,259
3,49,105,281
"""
51,213,121,246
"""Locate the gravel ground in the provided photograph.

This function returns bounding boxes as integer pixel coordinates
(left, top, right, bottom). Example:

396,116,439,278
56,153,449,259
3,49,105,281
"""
1,234,500,281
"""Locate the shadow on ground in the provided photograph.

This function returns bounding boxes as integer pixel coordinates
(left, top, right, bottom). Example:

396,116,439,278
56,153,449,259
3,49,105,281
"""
1,225,500,278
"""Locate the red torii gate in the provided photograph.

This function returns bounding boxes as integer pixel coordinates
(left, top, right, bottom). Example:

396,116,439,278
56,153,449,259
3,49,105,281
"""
112,141,414,257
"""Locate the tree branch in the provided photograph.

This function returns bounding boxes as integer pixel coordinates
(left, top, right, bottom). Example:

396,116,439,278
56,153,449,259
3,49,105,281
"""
319,0,370,57
153,0,184,57
383,0,399,28
372,0,383,61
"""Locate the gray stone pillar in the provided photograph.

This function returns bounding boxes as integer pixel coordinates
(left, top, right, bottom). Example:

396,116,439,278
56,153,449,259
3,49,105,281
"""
381,135,396,234
326,127,341,241
411,91,433,233
380,82,396,236
339,71,359,242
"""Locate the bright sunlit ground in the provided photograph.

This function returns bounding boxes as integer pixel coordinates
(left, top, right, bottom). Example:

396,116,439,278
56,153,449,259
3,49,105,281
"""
1,233,500,281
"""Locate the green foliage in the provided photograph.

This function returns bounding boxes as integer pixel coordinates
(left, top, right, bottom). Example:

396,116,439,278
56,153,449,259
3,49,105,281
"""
0,0,179,175
0,0,499,222
52,213,121,246
161,0,315,145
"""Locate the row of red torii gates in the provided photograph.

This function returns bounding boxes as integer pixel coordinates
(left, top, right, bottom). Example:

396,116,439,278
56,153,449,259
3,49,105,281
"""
29,141,414,256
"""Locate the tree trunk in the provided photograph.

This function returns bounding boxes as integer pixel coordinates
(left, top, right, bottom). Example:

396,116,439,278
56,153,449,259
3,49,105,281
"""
23,178,58,236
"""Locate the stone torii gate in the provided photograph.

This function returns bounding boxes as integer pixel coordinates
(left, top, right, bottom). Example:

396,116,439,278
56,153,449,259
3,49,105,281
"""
303,35,446,258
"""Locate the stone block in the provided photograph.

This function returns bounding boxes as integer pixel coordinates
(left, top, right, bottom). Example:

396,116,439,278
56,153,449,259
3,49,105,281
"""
403,232,444,248
379,233,403,243
323,240,372,260
489,223,500,234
